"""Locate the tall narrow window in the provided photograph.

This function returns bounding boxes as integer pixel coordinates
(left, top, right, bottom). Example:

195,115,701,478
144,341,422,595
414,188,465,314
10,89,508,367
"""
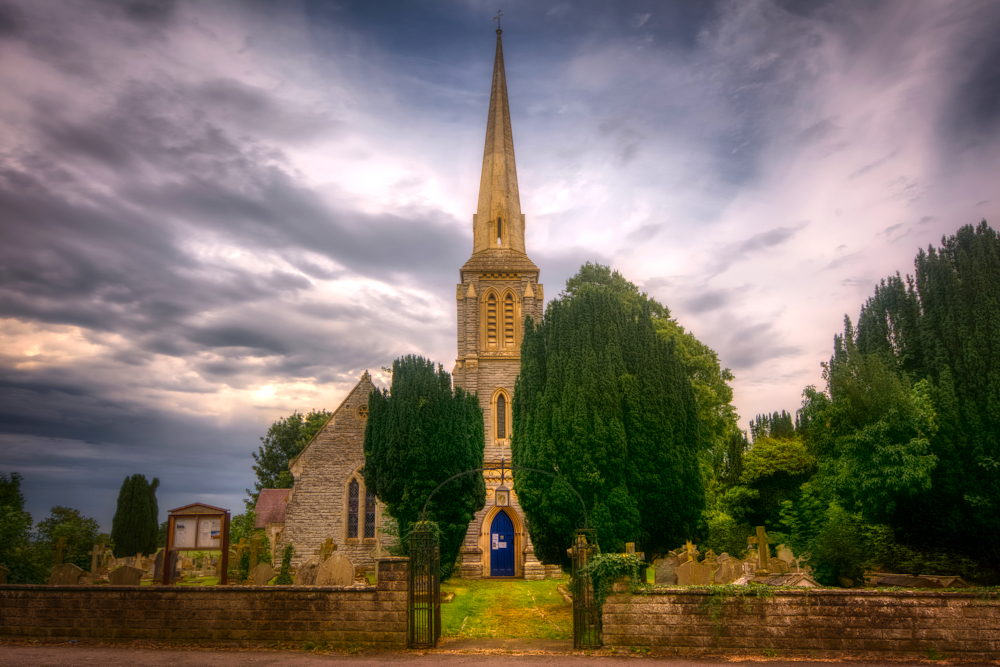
496,393,506,439
364,488,376,538
486,293,498,347
497,217,502,245
347,479,359,539
504,293,515,348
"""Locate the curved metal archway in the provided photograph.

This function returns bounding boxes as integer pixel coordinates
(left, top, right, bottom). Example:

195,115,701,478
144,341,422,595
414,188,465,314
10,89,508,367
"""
418,458,588,528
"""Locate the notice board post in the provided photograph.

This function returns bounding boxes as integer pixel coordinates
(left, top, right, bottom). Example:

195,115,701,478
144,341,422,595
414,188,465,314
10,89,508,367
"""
162,503,231,585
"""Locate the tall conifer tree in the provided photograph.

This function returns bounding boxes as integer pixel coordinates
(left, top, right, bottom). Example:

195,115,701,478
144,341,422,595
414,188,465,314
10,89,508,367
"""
363,356,485,579
512,266,703,563
111,474,160,558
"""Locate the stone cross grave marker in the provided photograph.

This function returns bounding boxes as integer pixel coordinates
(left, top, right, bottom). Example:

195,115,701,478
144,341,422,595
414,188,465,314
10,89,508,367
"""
747,526,771,575
54,537,68,566
88,543,105,574
320,538,335,561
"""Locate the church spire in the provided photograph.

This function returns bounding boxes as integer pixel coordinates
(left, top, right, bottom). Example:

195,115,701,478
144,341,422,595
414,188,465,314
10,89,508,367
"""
472,27,525,255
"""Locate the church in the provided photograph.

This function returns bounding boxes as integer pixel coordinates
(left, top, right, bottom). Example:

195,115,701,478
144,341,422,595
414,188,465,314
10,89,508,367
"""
262,28,548,579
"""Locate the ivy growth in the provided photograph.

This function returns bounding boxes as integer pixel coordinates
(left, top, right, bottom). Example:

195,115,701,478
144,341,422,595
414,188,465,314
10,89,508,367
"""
578,553,645,609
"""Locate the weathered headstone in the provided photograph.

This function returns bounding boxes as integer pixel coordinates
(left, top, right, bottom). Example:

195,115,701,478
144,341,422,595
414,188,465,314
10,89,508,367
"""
320,538,336,561
676,558,712,586
315,552,355,586
54,537,68,566
653,553,680,585
714,553,743,584
294,559,320,586
0,565,10,584
109,565,144,585
625,542,635,555
769,556,790,574
776,544,795,565
153,550,164,580
251,563,275,586
48,563,86,585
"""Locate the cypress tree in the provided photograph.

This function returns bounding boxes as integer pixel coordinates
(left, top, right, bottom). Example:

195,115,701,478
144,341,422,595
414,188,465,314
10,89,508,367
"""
363,356,485,580
111,474,160,557
512,266,702,564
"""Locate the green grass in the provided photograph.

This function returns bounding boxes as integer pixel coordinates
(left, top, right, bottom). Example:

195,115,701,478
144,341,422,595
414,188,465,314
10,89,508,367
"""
440,576,572,640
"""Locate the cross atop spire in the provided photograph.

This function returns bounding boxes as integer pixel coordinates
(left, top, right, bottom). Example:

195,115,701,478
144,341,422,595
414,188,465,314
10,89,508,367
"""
471,25,525,255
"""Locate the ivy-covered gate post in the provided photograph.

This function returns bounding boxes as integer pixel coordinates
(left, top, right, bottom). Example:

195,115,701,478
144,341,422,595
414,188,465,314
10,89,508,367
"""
572,528,601,648
408,523,441,648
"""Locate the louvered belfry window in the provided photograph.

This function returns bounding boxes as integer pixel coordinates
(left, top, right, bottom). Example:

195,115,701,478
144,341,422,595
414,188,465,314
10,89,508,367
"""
364,488,376,538
497,393,506,439
348,479,359,539
504,293,515,348
497,217,503,244
487,293,498,347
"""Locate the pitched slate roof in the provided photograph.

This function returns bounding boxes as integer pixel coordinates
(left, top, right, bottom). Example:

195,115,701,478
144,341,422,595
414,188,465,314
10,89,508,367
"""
254,488,289,527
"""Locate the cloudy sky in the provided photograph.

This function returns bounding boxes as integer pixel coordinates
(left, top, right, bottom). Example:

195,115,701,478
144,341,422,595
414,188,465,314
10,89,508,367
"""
1,0,999,529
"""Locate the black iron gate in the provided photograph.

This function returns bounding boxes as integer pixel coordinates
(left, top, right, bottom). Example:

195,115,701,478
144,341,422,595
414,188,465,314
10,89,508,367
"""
571,528,601,649
408,524,441,648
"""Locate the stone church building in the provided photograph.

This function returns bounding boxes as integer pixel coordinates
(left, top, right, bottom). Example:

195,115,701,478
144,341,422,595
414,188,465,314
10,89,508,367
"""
264,29,548,578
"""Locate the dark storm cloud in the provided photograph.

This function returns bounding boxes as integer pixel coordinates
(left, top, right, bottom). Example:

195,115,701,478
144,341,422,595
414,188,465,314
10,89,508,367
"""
685,289,730,314
705,223,807,276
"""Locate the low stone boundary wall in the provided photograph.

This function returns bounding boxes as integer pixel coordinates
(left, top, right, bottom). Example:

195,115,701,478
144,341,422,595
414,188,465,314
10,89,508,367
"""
0,557,408,648
603,588,1000,658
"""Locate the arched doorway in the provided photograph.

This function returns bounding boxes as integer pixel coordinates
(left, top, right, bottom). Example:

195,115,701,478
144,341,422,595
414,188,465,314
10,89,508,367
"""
489,510,515,577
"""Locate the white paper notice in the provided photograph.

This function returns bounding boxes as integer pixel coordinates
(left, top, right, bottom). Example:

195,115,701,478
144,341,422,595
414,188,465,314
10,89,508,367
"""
499,542,507,548
174,519,193,548
196,518,222,548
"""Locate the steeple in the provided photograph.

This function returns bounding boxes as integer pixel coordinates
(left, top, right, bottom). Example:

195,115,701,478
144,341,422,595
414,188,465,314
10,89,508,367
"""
473,28,525,255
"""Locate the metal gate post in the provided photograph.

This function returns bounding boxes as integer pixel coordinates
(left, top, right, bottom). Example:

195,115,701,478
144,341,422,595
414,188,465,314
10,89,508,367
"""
572,528,601,649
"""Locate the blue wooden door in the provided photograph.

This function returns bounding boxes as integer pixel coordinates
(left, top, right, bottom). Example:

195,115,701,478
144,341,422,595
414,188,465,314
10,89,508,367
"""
490,511,515,577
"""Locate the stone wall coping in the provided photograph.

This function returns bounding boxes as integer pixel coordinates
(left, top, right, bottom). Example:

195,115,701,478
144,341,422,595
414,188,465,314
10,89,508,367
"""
0,584,377,593
375,557,409,563
629,586,998,599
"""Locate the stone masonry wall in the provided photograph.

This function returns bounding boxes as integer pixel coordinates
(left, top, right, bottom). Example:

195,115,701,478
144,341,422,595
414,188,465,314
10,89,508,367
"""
0,558,409,648
282,373,391,570
603,588,1000,658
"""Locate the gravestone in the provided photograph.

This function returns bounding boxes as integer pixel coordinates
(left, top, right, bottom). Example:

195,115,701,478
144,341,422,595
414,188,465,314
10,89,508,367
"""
625,542,635,555
109,565,144,585
294,559,320,586
48,563,86,586
747,526,772,574
653,553,680,585
251,563,275,586
777,544,795,565
88,543,105,574
676,557,712,586
216,553,232,579
0,565,9,584
714,553,743,584
320,538,336,561
769,556,790,574
315,552,354,586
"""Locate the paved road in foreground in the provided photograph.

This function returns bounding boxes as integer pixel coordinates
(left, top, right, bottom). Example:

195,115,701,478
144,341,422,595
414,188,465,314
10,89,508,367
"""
0,645,988,667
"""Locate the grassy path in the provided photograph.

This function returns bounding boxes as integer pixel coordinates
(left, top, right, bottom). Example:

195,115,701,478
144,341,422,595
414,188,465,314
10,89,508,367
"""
440,577,572,640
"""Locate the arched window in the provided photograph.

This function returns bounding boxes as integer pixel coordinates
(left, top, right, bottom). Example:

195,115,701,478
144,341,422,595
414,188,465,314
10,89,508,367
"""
496,393,507,439
497,217,502,245
347,479,359,539
364,488,377,538
504,293,515,348
486,293,498,348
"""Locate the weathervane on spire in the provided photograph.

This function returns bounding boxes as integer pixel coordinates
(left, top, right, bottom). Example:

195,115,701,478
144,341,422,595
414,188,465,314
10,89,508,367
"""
494,9,503,31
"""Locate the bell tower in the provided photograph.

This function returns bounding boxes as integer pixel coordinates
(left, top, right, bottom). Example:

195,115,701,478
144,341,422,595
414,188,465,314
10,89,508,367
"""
453,27,545,580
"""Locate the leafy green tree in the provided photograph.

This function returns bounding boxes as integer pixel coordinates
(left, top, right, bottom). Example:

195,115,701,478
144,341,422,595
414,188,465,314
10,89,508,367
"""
110,474,160,558
247,409,332,508
363,355,485,580
0,472,47,583
513,265,703,563
35,506,102,571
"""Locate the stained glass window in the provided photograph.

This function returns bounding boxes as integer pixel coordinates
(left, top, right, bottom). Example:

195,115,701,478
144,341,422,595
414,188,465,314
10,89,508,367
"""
348,479,359,539
497,393,506,439
364,488,376,539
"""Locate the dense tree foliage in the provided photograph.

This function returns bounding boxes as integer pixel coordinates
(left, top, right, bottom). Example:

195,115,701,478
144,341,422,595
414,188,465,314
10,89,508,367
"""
36,506,102,571
512,264,703,563
247,410,332,508
0,472,46,583
783,220,1000,582
110,474,160,558
363,356,486,580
